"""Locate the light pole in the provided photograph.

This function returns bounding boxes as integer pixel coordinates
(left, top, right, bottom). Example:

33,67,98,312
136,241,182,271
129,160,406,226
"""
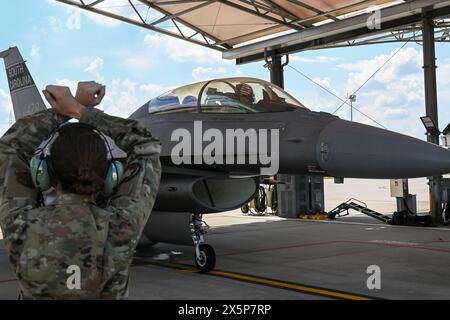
348,94,357,122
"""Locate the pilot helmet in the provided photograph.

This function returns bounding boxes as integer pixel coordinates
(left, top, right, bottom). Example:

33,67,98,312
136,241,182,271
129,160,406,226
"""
236,83,255,103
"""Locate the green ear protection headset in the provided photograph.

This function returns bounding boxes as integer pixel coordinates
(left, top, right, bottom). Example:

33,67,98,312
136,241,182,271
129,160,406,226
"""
30,122,125,195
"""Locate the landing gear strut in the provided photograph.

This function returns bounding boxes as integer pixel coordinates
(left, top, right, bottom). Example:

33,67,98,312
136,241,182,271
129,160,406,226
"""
190,214,216,273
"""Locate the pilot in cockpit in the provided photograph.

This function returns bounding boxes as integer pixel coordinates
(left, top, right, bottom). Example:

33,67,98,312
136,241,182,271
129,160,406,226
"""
236,83,275,112
236,83,255,106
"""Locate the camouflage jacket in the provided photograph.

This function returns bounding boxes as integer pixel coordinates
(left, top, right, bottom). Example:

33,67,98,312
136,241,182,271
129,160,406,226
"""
0,108,162,299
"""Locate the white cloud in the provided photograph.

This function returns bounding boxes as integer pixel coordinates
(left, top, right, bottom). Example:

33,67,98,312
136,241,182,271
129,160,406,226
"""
84,57,105,82
48,16,64,33
85,0,160,28
84,57,103,73
99,79,179,118
144,34,227,65
437,61,450,129
311,77,338,94
382,108,409,120
192,66,227,81
291,55,339,64
47,0,128,28
292,76,344,114
123,56,154,71
99,79,139,118
0,89,13,136
65,56,95,69
83,11,122,28
55,79,78,94
438,60,450,86
338,47,423,92
0,88,12,113
140,83,175,97
49,77,178,120
61,0,161,28
336,47,425,136
30,45,40,58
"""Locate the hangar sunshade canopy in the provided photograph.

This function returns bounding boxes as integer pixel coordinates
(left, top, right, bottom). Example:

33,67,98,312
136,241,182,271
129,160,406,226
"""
57,0,450,63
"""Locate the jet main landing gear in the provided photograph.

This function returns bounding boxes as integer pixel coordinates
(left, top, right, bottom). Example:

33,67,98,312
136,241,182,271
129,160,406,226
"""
190,214,216,273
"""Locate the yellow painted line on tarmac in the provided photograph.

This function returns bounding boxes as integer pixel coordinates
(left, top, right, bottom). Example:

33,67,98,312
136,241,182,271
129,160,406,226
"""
133,258,375,300
175,264,225,275
208,270,374,300
175,268,198,275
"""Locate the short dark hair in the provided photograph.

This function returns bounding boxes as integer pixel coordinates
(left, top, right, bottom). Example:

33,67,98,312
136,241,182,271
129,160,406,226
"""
51,125,107,195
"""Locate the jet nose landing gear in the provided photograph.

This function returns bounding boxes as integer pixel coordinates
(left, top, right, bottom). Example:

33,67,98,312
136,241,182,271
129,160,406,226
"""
191,214,216,273
195,244,216,273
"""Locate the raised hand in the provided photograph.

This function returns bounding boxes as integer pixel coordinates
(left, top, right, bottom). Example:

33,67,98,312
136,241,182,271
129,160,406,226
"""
43,85,86,119
75,81,106,108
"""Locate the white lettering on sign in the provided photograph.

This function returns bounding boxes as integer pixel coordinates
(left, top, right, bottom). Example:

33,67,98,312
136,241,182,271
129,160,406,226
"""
7,63,34,92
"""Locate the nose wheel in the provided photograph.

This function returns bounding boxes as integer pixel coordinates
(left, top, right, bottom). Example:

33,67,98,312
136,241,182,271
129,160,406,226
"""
194,244,216,273
190,214,216,273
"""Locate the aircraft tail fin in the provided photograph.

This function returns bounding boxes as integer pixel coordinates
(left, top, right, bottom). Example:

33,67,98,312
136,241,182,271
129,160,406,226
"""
1,47,47,121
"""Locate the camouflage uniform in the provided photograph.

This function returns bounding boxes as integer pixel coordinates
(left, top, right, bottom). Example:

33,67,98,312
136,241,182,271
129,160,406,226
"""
0,108,162,299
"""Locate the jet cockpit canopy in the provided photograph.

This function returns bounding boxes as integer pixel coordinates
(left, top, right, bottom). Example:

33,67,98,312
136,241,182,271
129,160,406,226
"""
148,77,307,115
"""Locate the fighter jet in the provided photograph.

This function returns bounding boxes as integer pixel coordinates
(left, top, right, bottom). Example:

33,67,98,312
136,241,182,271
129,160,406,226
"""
2,47,450,272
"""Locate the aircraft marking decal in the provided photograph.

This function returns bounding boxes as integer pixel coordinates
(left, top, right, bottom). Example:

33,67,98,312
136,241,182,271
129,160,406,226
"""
7,62,35,93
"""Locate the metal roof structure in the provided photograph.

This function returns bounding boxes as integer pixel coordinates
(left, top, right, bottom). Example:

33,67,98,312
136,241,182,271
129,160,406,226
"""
56,0,450,63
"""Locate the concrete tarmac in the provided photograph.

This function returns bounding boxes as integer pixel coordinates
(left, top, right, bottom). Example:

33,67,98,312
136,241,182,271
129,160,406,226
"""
1,178,450,300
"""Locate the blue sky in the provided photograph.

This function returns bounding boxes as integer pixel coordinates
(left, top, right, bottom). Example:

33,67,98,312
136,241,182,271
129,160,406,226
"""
1,0,449,139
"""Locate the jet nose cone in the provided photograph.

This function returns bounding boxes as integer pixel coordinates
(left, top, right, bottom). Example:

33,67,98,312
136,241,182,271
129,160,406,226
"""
316,120,450,179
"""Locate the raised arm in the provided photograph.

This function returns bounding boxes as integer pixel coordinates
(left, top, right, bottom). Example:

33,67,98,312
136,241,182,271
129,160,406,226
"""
0,108,69,267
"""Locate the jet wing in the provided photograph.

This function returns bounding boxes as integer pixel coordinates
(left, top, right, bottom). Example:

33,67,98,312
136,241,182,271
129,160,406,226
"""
1,47,47,121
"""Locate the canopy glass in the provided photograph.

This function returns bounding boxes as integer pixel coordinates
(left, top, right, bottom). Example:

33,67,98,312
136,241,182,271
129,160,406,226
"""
148,77,307,114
